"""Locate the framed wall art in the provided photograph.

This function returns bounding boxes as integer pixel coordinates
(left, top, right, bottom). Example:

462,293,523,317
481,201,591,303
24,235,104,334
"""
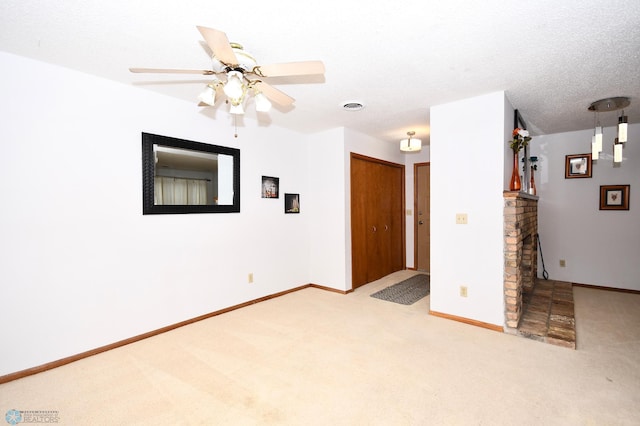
261,176,279,198
565,153,592,179
599,185,630,210
284,193,300,213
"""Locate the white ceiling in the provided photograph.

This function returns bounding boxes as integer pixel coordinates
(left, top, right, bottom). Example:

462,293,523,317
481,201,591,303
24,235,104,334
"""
2,0,639,144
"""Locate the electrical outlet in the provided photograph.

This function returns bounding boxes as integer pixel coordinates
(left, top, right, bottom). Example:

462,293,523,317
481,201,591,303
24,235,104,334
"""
455,213,468,224
460,286,468,297
248,273,254,283
406,209,412,216
559,259,566,267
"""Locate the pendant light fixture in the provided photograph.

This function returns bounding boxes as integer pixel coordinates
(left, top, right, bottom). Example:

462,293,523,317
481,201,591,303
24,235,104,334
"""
588,97,630,164
400,131,422,152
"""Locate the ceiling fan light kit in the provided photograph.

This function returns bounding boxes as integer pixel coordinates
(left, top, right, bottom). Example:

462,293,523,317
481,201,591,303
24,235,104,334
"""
129,26,325,131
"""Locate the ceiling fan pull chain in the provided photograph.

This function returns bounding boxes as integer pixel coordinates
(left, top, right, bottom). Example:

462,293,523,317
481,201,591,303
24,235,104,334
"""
234,114,238,138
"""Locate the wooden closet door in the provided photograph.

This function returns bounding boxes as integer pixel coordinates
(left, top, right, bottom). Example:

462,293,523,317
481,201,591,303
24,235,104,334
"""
351,154,405,289
367,162,387,282
350,157,370,288
385,163,404,275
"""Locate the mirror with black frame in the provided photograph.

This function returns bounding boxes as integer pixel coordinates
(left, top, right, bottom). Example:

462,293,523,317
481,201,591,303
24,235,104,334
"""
141,132,240,214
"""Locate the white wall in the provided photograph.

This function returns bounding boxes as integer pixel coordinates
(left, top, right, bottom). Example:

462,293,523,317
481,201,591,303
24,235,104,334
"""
532,124,640,290
307,128,349,290
429,91,509,326
0,52,332,375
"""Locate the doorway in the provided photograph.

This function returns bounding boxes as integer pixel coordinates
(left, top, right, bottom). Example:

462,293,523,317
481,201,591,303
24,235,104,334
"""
414,163,430,273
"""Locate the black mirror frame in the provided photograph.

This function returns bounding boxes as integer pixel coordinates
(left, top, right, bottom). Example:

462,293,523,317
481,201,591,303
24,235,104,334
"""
142,132,240,214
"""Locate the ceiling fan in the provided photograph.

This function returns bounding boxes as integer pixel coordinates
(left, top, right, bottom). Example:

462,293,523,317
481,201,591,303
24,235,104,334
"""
129,26,325,115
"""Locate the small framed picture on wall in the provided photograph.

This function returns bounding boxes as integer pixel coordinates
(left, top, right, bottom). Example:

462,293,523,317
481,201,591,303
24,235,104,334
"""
284,193,300,213
261,176,279,198
599,185,630,210
565,153,592,179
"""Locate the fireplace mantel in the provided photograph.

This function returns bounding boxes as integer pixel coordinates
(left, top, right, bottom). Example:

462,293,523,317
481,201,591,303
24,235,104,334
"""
503,191,539,201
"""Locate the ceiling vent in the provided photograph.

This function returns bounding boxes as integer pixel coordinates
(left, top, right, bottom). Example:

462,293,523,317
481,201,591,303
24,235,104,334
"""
341,101,365,111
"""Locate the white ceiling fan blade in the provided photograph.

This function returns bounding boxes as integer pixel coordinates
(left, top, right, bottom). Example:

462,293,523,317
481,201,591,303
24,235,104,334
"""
196,26,238,66
254,81,295,106
129,67,215,75
257,61,325,77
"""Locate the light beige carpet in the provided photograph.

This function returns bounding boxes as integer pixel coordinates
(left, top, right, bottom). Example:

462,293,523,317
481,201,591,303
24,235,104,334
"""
1,270,639,425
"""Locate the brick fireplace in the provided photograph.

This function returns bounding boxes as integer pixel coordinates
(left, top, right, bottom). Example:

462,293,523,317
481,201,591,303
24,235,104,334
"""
503,191,539,333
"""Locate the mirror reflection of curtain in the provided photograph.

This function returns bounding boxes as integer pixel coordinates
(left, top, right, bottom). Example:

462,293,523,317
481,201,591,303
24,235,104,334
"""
155,177,208,205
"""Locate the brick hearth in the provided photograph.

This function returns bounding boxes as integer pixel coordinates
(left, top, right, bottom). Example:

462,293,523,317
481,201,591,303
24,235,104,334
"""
518,279,576,349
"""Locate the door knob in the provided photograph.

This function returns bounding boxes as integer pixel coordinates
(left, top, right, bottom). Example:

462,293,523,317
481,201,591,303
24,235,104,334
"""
419,220,424,225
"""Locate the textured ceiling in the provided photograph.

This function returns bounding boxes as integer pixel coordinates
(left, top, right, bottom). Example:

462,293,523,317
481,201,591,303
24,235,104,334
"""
1,0,639,144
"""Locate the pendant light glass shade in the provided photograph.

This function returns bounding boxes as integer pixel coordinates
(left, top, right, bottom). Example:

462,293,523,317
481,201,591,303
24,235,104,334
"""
198,83,218,106
223,71,245,101
614,142,623,163
594,126,603,152
401,138,421,151
254,92,272,112
229,102,244,115
618,113,628,143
